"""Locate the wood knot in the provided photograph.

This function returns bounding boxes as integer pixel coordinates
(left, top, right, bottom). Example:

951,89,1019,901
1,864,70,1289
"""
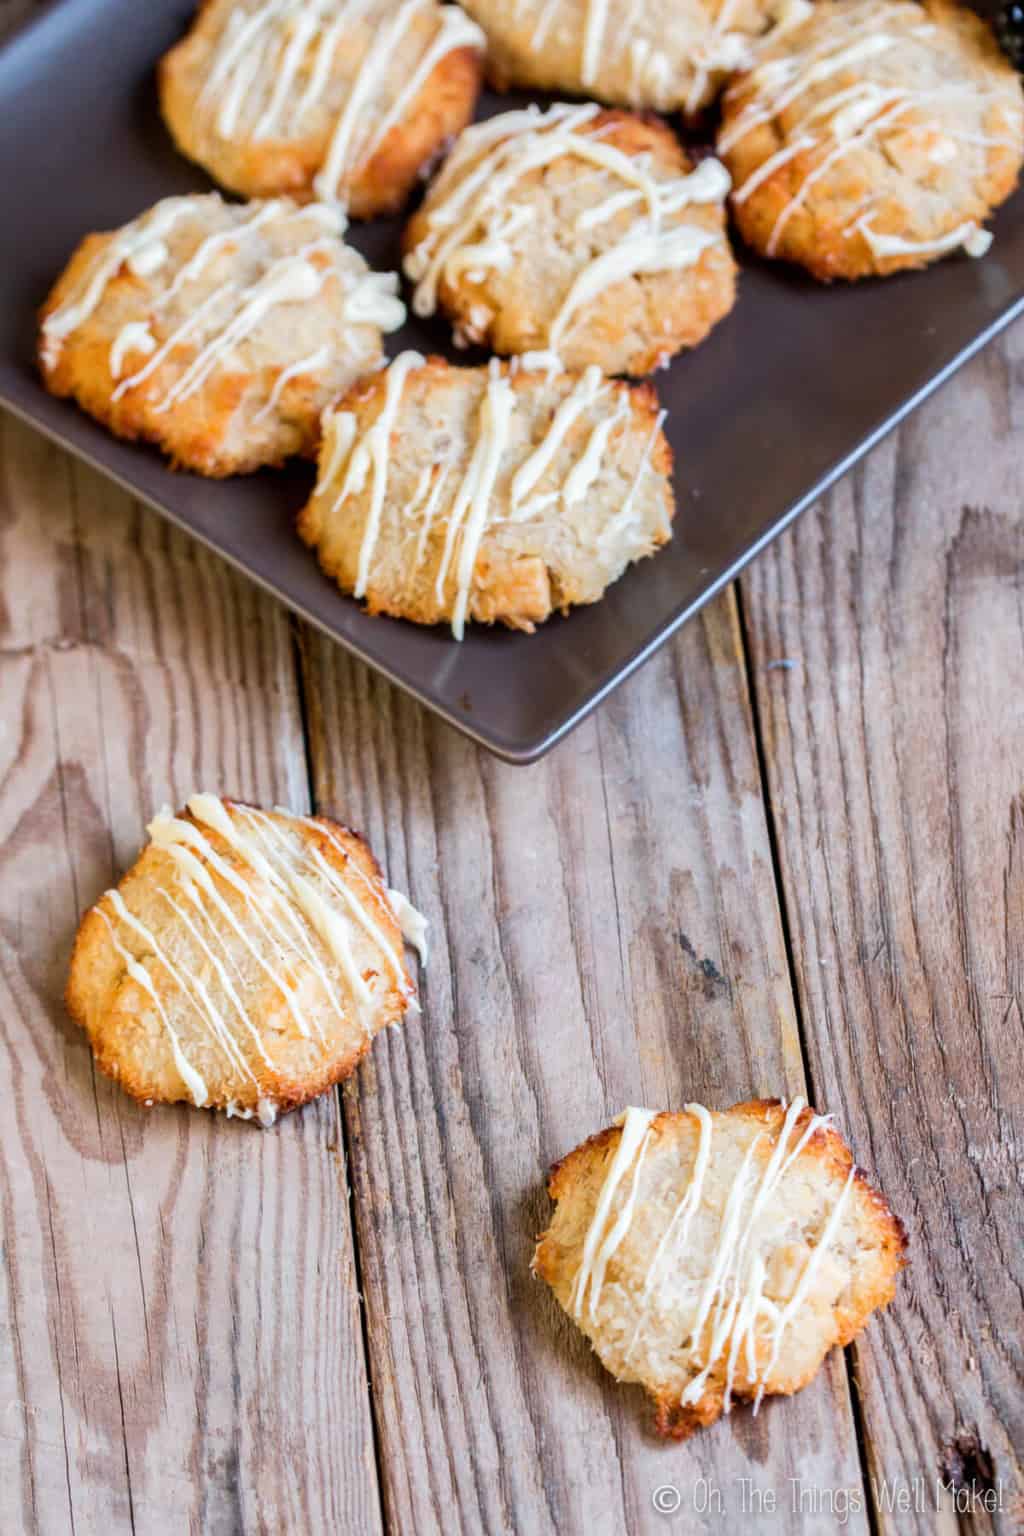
677,932,731,1000
940,1430,995,1497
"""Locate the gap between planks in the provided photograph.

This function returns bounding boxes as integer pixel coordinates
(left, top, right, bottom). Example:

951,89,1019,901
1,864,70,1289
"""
733,577,886,1536
289,611,394,1534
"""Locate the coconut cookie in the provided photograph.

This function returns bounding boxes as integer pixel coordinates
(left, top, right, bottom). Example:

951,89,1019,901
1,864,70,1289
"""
718,0,1024,280
39,194,405,477
533,1097,906,1438
159,0,485,217
298,352,674,639
459,0,779,115
404,104,736,376
66,795,428,1125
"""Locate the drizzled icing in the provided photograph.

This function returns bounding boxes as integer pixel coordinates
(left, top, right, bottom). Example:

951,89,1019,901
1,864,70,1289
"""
721,0,1020,261
194,0,484,206
386,888,430,965
437,362,518,638
570,1107,658,1319
152,251,328,415
253,343,332,424
342,349,428,598
683,0,757,116
547,220,721,356
596,407,667,554
97,901,210,1108
403,102,730,361
563,396,629,506
567,1099,857,1409
509,364,605,507
40,200,193,369
317,352,667,640
41,195,405,419
858,216,993,258
513,0,768,112
109,322,157,380
94,794,427,1120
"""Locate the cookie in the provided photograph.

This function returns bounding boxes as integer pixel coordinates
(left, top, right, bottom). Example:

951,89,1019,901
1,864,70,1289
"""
404,104,737,376
66,795,428,1125
533,1097,906,1438
39,193,405,477
297,351,675,638
717,0,1024,279
159,0,485,217
459,0,780,115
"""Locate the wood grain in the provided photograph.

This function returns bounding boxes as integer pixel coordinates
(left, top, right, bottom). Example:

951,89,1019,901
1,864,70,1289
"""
4,0,1020,1515
299,593,871,1535
0,415,383,1535
741,327,1024,1534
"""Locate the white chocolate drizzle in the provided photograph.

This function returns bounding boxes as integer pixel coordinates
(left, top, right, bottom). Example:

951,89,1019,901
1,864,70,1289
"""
314,0,427,200
111,281,237,404
406,456,455,596
404,103,730,359
194,0,484,207
520,0,761,110
563,396,629,507
97,902,209,1108
684,0,752,116
623,1102,713,1360
439,362,518,641
581,0,611,88
510,365,605,508
321,349,663,638
386,888,430,965
152,251,328,414
109,322,156,380
570,1107,658,1319
857,215,992,259
548,224,719,355
41,198,193,366
342,269,407,329
254,343,332,424
93,794,426,1118
516,350,564,378
349,1,483,180
154,200,318,310
722,0,1018,261
597,408,667,552
316,410,359,494
346,349,428,598
44,196,404,416
567,1097,858,1407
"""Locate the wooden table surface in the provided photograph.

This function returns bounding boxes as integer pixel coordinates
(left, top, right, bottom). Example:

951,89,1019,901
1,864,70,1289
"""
2,7,1023,1534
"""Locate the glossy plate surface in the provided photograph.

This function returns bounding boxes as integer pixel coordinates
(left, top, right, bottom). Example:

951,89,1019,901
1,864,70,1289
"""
1,0,1021,760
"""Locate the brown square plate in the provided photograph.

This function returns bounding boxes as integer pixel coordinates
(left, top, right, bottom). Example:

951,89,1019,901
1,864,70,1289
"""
2,0,1022,761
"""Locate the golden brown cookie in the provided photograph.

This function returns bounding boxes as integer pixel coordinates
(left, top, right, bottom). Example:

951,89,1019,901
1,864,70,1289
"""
404,104,737,376
460,0,780,115
298,351,675,638
159,0,485,217
533,1097,906,1438
66,795,428,1125
718,0,1024,280
39,193,404,477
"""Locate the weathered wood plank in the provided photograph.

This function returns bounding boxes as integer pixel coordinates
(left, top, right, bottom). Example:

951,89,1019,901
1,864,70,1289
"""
742,325,1024,1534
300,592,870,1535
0,415,383,1536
